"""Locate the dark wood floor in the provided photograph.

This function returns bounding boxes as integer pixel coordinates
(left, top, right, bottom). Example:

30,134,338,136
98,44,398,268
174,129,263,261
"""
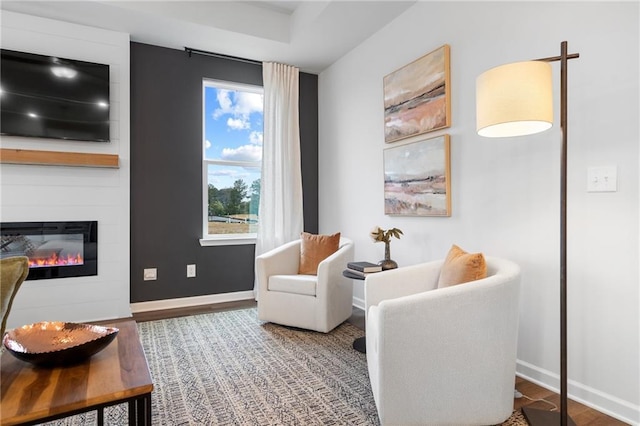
132,299,257,322
132,301,628,426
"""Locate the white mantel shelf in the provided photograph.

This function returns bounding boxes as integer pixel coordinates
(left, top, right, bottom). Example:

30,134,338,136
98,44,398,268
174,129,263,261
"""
0,148,120,168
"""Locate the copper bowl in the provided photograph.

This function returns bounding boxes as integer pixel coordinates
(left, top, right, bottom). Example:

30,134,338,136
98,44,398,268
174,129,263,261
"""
2,321,118,367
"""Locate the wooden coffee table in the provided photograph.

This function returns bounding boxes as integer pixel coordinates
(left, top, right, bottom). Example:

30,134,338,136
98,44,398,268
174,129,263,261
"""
1,319,153,426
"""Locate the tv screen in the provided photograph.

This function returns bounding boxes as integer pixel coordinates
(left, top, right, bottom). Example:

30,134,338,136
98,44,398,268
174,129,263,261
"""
0,49,110,142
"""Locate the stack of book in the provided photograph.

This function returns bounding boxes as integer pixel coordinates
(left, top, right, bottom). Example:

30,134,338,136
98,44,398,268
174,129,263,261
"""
344,261,382,279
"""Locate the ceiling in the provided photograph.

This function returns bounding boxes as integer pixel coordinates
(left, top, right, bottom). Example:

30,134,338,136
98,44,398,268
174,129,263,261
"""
1,1,416,73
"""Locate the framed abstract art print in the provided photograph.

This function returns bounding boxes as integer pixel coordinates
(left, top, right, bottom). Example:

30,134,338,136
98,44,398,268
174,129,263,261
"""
383,45,451,143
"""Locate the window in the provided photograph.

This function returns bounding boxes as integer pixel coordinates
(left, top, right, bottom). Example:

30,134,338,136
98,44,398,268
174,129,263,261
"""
201,80,263,246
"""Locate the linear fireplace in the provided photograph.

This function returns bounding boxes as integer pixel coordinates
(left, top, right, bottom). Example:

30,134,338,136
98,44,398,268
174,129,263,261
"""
0,221,97,280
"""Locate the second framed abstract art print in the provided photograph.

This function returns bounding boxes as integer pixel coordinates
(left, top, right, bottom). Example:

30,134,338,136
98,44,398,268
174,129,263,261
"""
383,134,451,217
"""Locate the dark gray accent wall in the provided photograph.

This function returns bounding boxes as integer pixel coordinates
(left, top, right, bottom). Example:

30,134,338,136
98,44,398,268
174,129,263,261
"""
299,74,319,234
130,42,318,303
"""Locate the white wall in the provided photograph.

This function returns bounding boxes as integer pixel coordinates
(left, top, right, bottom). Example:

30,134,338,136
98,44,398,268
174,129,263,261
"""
319,2,639,424
1,12,131,325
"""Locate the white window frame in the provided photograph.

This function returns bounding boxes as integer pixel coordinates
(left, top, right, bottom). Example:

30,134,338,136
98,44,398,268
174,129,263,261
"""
199,79,263,247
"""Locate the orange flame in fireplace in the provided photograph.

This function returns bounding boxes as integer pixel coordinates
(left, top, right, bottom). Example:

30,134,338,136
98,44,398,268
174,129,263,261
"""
28,253,84,268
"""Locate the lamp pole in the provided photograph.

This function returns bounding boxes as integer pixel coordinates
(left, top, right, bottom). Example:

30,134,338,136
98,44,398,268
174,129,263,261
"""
521,41,579,426
559,39,569,426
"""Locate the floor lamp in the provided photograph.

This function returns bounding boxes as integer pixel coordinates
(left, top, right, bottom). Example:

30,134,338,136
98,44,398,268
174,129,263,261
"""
475,41,579,426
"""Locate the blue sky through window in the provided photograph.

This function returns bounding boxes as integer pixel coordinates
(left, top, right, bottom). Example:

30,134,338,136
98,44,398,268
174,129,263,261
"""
204,84,263,191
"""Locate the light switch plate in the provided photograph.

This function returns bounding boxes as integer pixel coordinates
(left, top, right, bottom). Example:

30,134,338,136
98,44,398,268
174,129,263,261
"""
587,166,617,192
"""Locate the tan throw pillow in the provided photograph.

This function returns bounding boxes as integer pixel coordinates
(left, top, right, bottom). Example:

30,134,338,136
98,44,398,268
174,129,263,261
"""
437,244,487,288
298,232,341,275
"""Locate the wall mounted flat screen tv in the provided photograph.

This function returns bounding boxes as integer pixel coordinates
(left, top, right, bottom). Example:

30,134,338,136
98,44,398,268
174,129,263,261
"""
0,49,110,142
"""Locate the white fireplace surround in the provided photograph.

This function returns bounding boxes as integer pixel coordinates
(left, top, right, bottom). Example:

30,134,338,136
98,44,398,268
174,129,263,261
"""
0,11,131,327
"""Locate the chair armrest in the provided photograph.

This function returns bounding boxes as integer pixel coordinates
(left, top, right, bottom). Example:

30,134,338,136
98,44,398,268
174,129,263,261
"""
316,238,354,278
316,239,354,296
255,240,301,294
364,259,443,320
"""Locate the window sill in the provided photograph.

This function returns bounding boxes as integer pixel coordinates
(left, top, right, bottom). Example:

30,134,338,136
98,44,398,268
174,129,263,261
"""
199,236,256,246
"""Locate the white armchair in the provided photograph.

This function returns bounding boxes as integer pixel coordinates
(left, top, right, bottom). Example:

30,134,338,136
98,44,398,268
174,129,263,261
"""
365,256,521,425
256,237,354,333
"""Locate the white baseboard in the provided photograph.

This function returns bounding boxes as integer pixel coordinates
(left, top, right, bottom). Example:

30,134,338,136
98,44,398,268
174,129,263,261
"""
130,291,255,313
352,296,365,311
516,360,639,425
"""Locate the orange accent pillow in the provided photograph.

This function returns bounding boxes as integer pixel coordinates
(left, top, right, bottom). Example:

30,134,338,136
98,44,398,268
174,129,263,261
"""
437,244,487,288
298,232,341,275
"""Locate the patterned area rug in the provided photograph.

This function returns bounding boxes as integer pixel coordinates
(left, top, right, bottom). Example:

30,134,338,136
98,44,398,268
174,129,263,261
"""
44,307,527,425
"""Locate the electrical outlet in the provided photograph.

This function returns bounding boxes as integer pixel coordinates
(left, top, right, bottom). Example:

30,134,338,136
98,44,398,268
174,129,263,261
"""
187,264,196,278
143,268,157,281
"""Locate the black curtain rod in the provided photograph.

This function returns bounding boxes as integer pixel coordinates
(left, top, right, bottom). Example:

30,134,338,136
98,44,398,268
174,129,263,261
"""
184,47,261,66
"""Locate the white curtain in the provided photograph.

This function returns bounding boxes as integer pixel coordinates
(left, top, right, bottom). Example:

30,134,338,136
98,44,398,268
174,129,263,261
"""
254,62,304,298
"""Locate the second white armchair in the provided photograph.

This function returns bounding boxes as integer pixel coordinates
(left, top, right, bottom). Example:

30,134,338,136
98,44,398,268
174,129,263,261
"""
364,256,521,425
